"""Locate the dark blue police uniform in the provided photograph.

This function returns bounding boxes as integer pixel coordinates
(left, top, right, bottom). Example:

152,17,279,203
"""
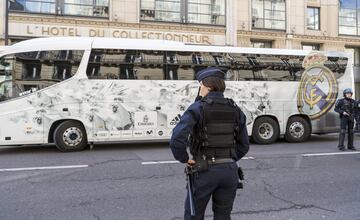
170,68,250,220
354,99,360,130
334,89,356,150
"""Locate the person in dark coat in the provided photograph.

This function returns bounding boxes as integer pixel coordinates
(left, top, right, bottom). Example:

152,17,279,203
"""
335,88,356,151
170,67,250,220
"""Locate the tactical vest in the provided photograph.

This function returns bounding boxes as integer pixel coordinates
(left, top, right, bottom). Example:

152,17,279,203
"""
194,97,239,160
343,98,354,115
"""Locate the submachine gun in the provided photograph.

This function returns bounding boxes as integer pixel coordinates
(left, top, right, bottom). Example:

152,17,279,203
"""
341,100,357,121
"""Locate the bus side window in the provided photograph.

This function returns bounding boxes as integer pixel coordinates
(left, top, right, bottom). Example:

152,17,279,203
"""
228,53,254,81
52,50,83,80
86,49,124,80
252,54,291,81
48,50,83,82
334,57,348,79
287,56,304,81
134,50,164,80
214,55,226,66
0,55,14,102
120,51,137,79
14,52,41,80
53,63,72,80
192,52,217,80
0,50,84,102
23,63,41,80
120,66,136,79
165,51,194,80
165,52,179,80
86,49,103,79
326,57,348,79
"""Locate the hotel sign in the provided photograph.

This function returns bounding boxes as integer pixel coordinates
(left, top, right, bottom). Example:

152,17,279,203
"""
9,23,225,45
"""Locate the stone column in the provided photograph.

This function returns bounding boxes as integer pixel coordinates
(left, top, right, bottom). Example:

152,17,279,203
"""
285,0,293,49
226,0,237,46
0,0,5,45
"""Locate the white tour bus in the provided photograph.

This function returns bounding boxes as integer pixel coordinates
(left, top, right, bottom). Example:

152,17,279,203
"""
0,37,353,151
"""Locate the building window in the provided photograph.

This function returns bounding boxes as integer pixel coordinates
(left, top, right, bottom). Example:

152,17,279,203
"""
252,0,286,30
187,0,226,25
9,0,109,17
307,7,320,30
140,0,182,22
302,43,321,51
63,0,109,17
339,0,358,35
9,0,56,14
140,0,226,25
251,40,272,48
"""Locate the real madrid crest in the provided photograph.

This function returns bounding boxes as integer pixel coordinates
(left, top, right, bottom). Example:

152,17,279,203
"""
297,52,338,120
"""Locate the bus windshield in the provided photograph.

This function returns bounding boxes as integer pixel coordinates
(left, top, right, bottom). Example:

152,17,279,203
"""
0,50,84,102
0,55,13,102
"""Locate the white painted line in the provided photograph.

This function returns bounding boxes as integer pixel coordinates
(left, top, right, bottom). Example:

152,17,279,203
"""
244,156,255,160
142,161,180,165
141,157,255,165
302,152,360,157
0,165,89,172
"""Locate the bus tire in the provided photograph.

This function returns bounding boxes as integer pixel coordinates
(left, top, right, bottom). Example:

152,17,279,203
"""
53,121,88,152
252,117,279,144
285,116,311,143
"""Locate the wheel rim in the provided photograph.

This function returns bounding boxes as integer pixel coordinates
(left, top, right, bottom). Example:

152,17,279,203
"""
289,122,305,139
258,122,274,140
62,127,83,147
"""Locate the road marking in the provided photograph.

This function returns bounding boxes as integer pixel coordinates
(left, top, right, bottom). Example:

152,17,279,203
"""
142,161,180,165
244,156,255,160
302,152,360,157
141,157,255,165
0,165,89,172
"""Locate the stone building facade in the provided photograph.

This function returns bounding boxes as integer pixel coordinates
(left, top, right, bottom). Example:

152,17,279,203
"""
0,0,360,65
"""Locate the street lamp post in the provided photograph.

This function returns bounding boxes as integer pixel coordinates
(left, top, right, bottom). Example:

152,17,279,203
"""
5,0,9,45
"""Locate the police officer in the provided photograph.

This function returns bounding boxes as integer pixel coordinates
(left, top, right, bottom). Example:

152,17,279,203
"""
170,67,250,220
335,88,356,151
354,98,360,131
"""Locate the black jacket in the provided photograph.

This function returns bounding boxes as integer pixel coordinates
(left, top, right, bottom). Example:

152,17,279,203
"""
335,98,355,119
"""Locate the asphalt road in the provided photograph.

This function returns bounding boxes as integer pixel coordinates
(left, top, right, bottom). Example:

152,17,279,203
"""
0,134,360,220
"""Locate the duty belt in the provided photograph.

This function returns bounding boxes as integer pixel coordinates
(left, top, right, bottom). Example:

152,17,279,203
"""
207,158,234,164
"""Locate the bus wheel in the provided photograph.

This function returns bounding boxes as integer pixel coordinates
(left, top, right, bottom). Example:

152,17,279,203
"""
285,116,311,143
53,121,88,152
252,117,279,144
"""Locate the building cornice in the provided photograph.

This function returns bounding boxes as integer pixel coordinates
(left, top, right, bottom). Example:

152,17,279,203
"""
237,30,286,38
237,30,360,44
9,14,226,35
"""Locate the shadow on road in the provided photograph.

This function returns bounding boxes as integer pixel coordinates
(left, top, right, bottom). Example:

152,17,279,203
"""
0,134,347,155
0,141,171,155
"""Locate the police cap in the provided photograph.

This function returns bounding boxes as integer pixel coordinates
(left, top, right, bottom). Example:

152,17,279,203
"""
196,67,225,82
